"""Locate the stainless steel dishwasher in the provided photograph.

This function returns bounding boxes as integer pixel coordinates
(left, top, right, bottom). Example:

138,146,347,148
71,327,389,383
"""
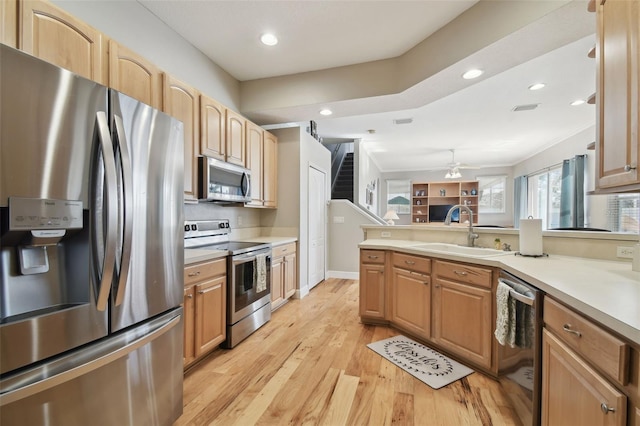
495,270,543,426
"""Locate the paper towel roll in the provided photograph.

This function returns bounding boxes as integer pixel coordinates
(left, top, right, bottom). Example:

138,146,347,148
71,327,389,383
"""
519,219,543,256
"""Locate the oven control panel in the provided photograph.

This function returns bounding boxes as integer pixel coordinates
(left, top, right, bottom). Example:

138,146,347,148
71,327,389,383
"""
184,219,230,239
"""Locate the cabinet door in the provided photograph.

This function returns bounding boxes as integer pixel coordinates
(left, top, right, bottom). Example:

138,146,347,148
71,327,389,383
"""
246,121,264,207
194,276,226,356
163,75,200,201
541,329,627,426
1,0,17,47
225,109,246,166
359,263,385,320
20,0,105,84
284,252,297,299
596,0,640,190
391,268,430,339
108,40,162,109
263,131,278,208
183,286,195,366
200,94,226,160
433,278,492,368
271,256,284,309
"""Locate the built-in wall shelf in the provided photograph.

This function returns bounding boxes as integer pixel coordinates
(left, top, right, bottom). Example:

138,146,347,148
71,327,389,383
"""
411,181,479,224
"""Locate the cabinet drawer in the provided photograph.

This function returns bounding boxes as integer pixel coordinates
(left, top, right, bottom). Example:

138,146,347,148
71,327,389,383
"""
361,249,385,264
544,297,629,386
434,260,492,288
392,252,431,274
273,242,296,258
184,258,226,285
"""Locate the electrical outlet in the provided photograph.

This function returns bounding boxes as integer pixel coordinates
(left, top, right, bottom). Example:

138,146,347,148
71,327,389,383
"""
333,216,344,223
616,246,634,259
381,231,391,238
237,215,243,226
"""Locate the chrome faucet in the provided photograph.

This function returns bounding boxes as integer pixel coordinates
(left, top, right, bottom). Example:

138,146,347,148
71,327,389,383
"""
444,204,479,247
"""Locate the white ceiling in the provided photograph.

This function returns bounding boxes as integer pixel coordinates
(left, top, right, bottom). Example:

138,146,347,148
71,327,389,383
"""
138,0,597,173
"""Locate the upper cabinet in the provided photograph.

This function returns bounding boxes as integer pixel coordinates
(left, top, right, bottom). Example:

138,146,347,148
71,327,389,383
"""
20,0,106,84
108,40,162,109
595,0,640,192
163,75,200,202
263,130,278,208
1,0,18,47
246,121,264,207
200,94,226,161
225,109,246,167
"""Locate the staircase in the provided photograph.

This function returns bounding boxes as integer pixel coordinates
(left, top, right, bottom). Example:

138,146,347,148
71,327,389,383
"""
331,152,354,202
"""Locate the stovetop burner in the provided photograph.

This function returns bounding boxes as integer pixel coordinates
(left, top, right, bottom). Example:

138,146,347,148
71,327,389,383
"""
184,219,271,255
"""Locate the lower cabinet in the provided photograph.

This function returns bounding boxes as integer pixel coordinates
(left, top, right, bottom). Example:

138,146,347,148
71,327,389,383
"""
432,260,493,369
271,242,297,311
541,329,627,426
390,253,431,339
183,258,226,369
359,250,386,321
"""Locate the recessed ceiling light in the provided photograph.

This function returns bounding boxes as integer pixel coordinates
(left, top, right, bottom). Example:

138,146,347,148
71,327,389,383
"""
319,108,332,116
528,83,546,91
462,69,483,79
570,99,586,106
260,33,278,46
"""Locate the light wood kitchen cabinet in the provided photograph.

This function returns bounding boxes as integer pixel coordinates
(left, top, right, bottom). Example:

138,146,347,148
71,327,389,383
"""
200,94,226,161
263,130,278,208
432,260,493,369
225,109,246,167
541,329,627,426
20,0,106,84
271,242,297,310
595,0,640,192
359,249,386,321
1,0,18,47
183,258,226,369
391,253,431,339
246,121,264,207
108,40,162,109
163,74,200,201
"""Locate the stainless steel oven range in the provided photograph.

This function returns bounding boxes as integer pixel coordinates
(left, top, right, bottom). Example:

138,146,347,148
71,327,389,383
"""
184,220,272,348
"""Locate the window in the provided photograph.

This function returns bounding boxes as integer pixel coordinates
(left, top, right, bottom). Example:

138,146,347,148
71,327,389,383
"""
607,194,640,233
386,179,411,215
477,175,506,213
527,166,562,229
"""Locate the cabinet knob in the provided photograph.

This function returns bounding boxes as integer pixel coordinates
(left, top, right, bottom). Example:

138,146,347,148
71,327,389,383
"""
562,324,582,337
188,271,201,277
198,290,205,295
624,164,637,172
434,284,440,288
600,403,615,414
454,270,468,276
368,255,379,259
187,294,193,299
405,260,416,265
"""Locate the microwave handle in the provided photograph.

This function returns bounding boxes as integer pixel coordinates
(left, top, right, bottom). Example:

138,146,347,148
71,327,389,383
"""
241,172,250,197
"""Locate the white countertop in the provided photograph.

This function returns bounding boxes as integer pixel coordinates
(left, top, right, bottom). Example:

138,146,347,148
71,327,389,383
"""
360,239,640,345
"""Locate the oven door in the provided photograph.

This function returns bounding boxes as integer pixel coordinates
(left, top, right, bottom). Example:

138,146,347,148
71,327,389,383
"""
228,249,271,324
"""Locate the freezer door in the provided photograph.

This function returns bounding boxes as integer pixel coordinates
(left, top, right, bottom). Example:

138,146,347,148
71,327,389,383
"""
0,309,184,426
109,91,184,332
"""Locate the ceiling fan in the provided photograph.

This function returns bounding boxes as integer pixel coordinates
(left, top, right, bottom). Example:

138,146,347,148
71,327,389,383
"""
442,149,479,179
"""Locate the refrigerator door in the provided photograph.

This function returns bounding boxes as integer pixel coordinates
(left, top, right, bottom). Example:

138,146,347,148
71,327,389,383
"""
109,91,184,332
0,45,109,374
0,308,184,426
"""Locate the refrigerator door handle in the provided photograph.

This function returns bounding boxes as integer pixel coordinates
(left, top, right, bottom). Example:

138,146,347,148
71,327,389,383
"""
94,111,118,311
112,114,133,307
0,313,181,407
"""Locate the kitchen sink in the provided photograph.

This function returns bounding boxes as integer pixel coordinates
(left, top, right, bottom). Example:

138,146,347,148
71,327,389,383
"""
411,243,510,258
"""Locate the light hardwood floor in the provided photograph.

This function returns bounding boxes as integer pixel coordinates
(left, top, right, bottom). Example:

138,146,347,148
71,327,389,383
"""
176,278,522,425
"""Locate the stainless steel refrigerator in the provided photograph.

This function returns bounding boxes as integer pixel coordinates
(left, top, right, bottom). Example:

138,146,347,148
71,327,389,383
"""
0,45,184,425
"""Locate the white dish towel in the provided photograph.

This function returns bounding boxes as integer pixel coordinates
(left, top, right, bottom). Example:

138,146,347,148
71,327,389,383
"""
494,281,516,347
255,254,267,293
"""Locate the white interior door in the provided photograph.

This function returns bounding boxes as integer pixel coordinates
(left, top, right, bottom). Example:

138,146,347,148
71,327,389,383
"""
308,165,326,289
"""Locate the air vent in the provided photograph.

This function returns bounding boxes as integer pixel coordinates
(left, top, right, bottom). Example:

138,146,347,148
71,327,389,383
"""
393,118,413,125
512,104,539,112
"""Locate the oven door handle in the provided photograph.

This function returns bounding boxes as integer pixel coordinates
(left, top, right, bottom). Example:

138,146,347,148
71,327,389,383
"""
233,252,271,264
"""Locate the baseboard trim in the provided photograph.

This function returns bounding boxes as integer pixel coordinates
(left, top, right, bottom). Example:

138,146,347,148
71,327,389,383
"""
326,270,359,280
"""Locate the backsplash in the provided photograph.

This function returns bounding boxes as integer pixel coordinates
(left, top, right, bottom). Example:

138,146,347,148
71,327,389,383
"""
184,203,261,229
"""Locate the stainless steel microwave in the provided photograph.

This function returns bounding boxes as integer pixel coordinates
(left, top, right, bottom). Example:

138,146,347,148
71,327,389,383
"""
198,156,251,203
